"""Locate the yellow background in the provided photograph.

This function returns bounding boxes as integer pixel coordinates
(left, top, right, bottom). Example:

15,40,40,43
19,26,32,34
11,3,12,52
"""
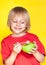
0,0,46,65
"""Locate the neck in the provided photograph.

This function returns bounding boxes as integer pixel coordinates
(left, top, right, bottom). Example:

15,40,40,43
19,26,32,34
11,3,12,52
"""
12,32,27,37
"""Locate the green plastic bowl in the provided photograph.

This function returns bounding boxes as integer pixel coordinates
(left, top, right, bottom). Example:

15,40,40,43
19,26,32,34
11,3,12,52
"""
22,42,36,53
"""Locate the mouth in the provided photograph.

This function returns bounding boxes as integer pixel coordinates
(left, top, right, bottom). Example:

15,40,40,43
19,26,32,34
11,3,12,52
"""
14,27,22,30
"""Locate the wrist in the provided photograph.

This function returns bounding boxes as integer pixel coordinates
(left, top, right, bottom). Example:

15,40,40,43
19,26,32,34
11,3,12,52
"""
12,50,18,55
32,50,38,55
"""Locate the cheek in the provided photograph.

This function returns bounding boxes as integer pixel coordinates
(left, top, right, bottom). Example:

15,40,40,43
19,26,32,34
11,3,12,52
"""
11,23,16,27
21,23,27,27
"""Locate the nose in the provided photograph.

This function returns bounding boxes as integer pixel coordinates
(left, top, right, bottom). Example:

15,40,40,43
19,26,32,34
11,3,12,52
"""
16,21,20,26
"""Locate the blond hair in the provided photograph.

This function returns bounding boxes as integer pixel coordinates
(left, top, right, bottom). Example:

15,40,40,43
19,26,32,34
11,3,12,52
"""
7,6,30,31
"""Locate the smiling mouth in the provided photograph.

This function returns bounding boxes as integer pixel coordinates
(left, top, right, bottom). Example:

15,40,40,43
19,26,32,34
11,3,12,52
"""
14,27,22,30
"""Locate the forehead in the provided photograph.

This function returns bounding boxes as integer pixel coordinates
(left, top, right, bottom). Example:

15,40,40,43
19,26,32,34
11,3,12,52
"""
9,12,28,20
13,14,26,20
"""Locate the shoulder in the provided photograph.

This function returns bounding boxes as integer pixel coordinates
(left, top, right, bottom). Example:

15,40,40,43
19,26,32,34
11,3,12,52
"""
27,32,38,38
1,34,11,43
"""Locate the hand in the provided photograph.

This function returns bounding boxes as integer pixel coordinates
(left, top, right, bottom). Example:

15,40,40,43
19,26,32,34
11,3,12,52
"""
28,41,38,54
13,42,22,54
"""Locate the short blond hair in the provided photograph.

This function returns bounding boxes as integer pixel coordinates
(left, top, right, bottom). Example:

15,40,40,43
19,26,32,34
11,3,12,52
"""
7,6,30,31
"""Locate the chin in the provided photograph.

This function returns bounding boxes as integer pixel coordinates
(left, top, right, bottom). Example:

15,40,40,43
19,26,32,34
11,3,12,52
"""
14,31,22,34
13,29,26,35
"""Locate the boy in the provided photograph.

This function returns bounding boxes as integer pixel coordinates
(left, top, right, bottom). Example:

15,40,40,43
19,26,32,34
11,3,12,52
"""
1,6,45,65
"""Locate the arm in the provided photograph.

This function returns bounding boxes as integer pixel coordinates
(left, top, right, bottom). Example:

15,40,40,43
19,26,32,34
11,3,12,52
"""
32,50,45,62
5,51,18,65
28,41,45,62
32,35,45,62
5,43,22,65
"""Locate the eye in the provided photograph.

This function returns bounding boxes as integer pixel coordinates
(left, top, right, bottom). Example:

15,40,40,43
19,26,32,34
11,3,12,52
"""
13,21,17,23
21,21,25,24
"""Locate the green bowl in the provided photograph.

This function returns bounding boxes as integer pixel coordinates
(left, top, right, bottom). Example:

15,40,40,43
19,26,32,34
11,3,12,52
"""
22,42,36,53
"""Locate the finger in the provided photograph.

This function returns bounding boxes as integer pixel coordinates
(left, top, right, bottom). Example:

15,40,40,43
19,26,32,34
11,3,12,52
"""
32,47,37,50
27,52,32,54
14,43,21,48
30,50,35,53
29,48,36,53
33,41,38,49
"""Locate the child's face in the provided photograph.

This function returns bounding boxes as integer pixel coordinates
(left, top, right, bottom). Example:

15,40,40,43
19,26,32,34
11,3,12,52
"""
10,14,27,34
